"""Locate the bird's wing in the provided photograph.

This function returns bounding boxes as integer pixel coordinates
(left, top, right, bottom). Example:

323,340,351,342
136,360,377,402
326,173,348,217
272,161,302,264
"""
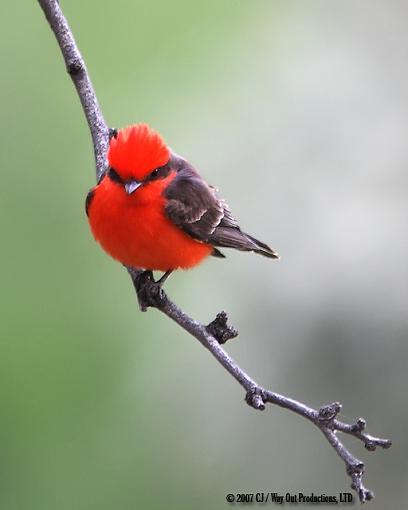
164,162,225,242
164,156,278,258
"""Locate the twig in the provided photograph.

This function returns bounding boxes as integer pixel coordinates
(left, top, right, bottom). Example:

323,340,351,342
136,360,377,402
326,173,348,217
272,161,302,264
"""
37,0,391,502
38,0,108,181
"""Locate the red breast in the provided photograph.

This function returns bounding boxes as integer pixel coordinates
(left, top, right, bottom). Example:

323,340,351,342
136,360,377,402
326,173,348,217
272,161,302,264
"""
88,171,213,271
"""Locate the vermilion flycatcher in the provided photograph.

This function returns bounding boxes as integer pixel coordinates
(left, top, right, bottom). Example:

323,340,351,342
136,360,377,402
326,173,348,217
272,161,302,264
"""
86,124,278,285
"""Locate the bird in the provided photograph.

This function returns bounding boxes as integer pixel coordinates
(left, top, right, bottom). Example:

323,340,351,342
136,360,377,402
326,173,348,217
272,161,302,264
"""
86,123,278,291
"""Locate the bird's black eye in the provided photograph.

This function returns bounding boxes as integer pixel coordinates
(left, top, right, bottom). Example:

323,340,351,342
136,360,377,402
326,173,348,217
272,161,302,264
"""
108,167,123,184
148,164,170,181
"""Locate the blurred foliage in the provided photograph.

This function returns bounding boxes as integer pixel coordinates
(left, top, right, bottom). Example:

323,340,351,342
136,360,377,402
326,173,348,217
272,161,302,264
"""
0,1,407,509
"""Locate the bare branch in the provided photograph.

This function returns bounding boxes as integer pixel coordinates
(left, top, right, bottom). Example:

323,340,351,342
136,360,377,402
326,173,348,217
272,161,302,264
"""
37,0,391,502
38,0,109,180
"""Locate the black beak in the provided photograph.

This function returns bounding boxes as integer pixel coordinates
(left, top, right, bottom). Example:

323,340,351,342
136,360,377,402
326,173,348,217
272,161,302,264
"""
125,180,142,194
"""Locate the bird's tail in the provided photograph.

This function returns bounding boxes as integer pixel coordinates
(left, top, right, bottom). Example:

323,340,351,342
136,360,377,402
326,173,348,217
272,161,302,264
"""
209,226,279,259
244,233,279,259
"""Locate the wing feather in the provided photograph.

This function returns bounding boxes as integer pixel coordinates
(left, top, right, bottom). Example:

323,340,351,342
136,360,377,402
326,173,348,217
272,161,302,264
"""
164,153,278,259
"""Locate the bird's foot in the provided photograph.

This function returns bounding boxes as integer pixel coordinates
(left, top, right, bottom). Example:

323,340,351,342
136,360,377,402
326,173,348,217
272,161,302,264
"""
130,269,170,312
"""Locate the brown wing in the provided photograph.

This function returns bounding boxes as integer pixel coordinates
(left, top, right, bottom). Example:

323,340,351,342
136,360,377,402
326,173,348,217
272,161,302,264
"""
164,153,278,259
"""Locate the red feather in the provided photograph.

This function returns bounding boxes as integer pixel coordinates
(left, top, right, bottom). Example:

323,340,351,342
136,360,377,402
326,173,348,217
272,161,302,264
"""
88,175,213,271
107,123,170,181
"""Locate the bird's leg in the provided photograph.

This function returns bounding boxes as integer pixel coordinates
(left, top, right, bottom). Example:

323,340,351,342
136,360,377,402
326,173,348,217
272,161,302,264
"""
129,268,172,312
156,270,173,286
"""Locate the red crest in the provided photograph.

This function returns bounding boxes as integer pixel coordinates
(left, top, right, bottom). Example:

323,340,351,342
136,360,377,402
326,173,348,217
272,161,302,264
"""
108,123,170,181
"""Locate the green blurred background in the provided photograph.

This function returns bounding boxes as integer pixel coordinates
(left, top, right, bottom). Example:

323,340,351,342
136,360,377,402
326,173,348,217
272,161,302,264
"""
1,1,406,508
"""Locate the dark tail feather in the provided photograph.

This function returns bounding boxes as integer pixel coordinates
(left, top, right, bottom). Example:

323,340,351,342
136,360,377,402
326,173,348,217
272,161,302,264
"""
212,247,226,258
244,233,279,259
209,226,279,259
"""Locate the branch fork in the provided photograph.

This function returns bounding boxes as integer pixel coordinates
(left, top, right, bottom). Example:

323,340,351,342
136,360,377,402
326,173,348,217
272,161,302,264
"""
37,0,391,502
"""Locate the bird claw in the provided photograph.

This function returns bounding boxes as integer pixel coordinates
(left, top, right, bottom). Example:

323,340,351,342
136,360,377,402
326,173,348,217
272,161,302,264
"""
131,270,166,311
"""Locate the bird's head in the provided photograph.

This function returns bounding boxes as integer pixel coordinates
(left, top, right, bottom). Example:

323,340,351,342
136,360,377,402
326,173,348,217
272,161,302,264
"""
107,123,171,195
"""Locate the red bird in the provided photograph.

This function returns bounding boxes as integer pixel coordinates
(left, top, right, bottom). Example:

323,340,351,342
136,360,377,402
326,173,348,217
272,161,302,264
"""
86,124,278,286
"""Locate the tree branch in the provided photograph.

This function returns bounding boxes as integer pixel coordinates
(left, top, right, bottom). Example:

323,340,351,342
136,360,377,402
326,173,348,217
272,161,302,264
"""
38,0,391,502
38,0,108,181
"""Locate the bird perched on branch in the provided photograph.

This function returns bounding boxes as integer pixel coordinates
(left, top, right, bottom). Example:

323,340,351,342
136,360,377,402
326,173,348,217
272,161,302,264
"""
86,124,278,291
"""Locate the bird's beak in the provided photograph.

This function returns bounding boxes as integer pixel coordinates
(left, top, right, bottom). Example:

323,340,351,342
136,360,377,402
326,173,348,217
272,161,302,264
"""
125,180,142,195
